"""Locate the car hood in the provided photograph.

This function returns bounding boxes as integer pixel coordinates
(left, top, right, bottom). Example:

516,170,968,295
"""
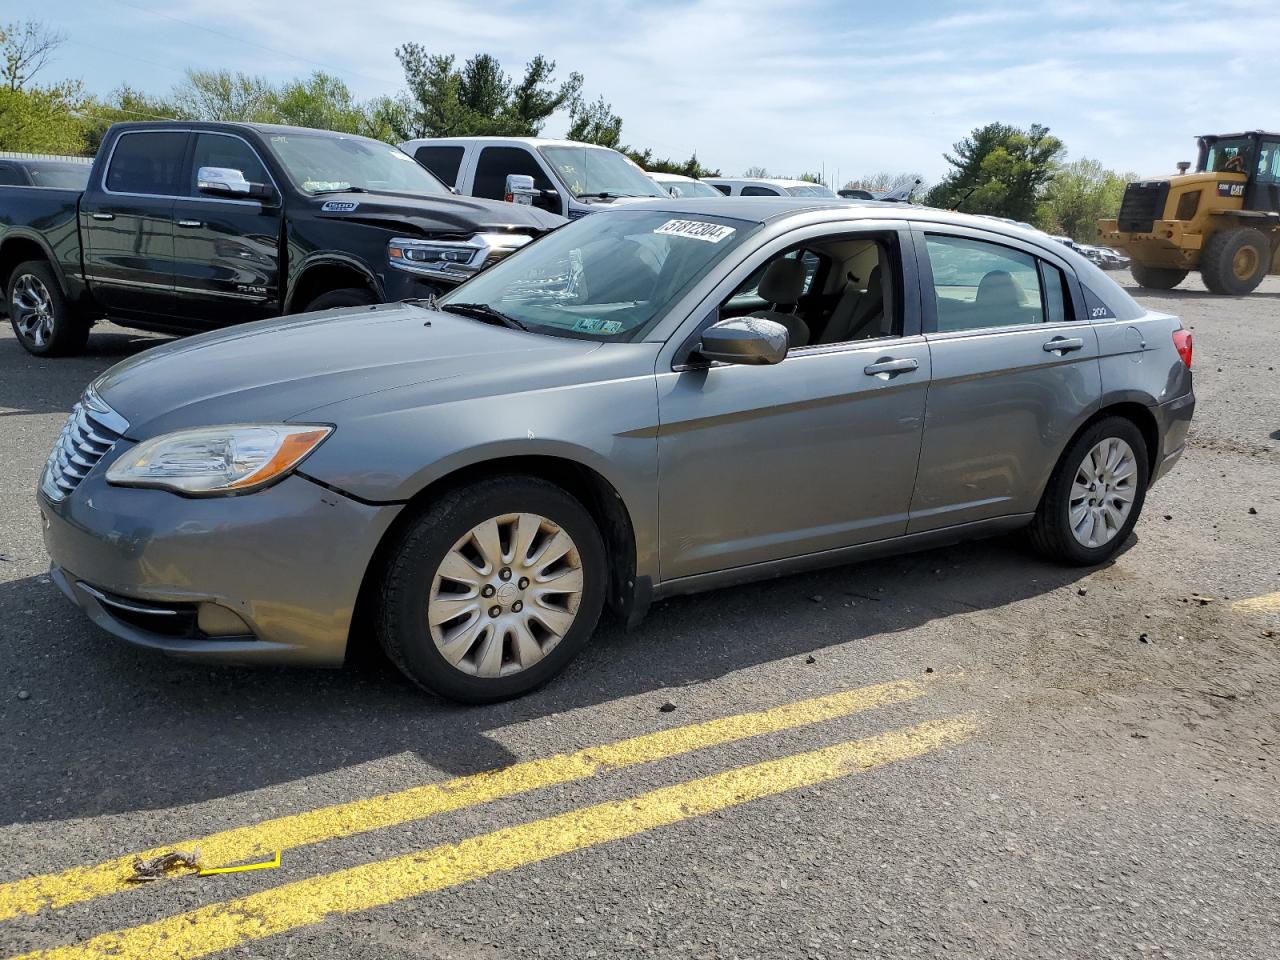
312,191,565,235
92,304,600,438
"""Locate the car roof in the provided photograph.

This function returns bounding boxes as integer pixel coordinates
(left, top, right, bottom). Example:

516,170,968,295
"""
399,136,619,150
704,177,821,188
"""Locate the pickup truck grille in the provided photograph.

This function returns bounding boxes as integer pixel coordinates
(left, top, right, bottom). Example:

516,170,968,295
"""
1118,181,1170,233
41,394,127,501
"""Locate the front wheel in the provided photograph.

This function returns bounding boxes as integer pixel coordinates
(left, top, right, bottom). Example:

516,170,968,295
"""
1028,417,1149,566
1200,227,1270,295
377,476,607,703
6,260,90,357
303,287,377,311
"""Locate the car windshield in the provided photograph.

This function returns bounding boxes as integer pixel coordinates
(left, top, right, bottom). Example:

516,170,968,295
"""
439,210,757,342
785,183,838,198
661,178,723,199
1202,137,1255,174
25,161,91,189
267,133,449,196
538,145,668,199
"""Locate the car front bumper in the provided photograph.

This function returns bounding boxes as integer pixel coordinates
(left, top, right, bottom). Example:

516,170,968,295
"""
39,471,401,666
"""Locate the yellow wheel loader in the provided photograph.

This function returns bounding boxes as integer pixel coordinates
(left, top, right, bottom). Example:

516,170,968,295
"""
1099,131,1280,295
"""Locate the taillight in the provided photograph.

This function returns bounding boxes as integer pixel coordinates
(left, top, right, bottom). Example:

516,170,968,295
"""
1173,329,1193,368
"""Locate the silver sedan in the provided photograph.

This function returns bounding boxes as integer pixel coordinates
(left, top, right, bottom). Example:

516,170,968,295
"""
39,198,1195,702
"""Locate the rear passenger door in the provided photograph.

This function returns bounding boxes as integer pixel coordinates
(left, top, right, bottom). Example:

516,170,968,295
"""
908,227,1100,533
81,129,189,318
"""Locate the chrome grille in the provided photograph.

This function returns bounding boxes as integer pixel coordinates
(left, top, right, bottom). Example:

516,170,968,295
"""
41,389,128,501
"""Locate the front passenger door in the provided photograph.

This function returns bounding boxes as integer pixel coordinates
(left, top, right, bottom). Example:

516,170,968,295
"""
908,228,1101,533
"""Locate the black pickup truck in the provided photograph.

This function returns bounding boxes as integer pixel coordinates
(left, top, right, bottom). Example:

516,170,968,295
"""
0,122,565,356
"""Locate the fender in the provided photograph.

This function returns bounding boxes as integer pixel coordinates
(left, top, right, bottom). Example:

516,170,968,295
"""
0,228,82,301
284,252,385,313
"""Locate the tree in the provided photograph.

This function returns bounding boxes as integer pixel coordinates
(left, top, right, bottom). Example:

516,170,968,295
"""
394,46,581,138
926,122,1064,220
1035,158,1135,241
847,171,929,195
0,81,86,153
566,95,622,149
624,147,718,178
2,20,65,92
81,85,179,154
270,72,366,134
795,171,827,185
742,165,772,178
172,69,275,122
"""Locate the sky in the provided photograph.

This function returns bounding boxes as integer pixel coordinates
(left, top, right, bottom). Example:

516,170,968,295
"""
20,0,1280,185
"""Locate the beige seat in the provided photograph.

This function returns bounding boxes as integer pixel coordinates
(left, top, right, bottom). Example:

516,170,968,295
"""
820,264,884,344
748,258,810,347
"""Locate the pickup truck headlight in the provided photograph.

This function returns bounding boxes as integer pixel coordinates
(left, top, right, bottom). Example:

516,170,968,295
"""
388,233,533,281
106,424,332,495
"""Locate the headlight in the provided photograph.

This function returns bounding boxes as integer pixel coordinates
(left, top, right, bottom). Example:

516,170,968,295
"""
388,233,533,281
106,424,332,495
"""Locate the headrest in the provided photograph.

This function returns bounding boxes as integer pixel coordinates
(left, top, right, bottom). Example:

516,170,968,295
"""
757,258,807,305
975,270,1022,308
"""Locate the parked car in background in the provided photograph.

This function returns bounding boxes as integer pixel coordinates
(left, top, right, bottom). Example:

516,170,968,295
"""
1,122,564,356
0,153,92,189
1078,244,1131,270
401,137,669,219
648,172,724,198
838,188,876,200
39,198,1193,702
705,177,840,198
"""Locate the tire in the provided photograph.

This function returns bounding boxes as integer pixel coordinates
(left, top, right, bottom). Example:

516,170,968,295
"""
1028,416,1149,566
376,475,607,703
303,287,377,311
1129,262,1188,290
6,260,90,357
1200,227,1270,295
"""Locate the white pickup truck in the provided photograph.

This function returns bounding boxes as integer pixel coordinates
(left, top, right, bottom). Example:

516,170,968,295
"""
399,137,669,219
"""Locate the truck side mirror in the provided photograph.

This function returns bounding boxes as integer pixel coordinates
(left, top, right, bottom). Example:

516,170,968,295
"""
197,166,278,206
504,174,537,205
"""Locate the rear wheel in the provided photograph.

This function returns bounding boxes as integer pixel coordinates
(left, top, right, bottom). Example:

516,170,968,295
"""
1028,416,1149,566
377,476,607,703
6,260,89,357
1200,227,1270,295
1129,262,1188,290
304,287,377,311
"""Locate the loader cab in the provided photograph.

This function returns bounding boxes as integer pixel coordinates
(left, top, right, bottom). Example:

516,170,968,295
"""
1197,131,1280,214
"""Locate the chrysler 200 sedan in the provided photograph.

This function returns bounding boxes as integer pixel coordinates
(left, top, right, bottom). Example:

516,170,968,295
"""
39,198,1195,702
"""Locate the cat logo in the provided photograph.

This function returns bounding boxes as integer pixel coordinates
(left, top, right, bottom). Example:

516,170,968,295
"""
321,200,360,213
1216,182,1246,198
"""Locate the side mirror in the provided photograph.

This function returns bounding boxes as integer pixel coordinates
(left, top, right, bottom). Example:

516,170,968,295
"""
504,174,536,205
197,166,277,205
697,316,789,366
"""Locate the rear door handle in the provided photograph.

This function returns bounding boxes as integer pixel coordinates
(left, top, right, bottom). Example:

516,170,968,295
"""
864,357,920,378
1043,336,1084,354
90,212,114,221
176,219,204,228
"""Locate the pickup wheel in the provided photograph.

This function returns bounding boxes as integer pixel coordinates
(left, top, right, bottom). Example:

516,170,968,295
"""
303,287,377,312
1129,263,1188,290
6,260,89,357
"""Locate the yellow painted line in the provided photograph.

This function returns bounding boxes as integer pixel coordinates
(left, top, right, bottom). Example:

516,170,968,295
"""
9,715,976,960
0,678,924,922
1233,591,1280,614
197,850,281,877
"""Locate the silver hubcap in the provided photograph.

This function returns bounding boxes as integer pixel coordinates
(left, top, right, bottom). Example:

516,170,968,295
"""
428,513,583,678
10,274,55,347
1070,437,1137,548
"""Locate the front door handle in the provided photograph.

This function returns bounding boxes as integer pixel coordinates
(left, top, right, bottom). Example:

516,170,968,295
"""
1043,336,1084,354
864,357,919,378
175,219,204,228
90,212,114,221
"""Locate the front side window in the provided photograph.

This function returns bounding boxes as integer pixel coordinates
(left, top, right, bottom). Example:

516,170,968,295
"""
440,210,757,342
189,133,269,195
0,164,22,186
741,185,781,196
269,133,447,196
537,145,668,200
473,147,556,200
1202,137,1255,174
926,234,1067,331
665,179,722,199
105,131,189,196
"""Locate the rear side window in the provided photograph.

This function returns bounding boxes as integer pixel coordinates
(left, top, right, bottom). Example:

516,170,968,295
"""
189,133,269,195
473,147,555,200
105,131,188,196
712,183,731,195
414,146,464,187
1040,262,1071,324
741,185,780,196
0,164,22,186
926,234,1046,330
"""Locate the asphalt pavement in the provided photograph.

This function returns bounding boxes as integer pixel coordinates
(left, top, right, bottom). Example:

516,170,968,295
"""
1,274,1278,960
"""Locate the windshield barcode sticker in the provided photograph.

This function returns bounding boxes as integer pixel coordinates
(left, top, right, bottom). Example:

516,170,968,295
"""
654,219,736,243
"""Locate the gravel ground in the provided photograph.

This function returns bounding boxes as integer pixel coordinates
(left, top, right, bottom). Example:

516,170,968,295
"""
1,272,1277,959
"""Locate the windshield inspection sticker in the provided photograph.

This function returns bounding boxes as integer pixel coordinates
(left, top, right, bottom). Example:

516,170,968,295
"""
655,219,736,243
572,317,624,335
